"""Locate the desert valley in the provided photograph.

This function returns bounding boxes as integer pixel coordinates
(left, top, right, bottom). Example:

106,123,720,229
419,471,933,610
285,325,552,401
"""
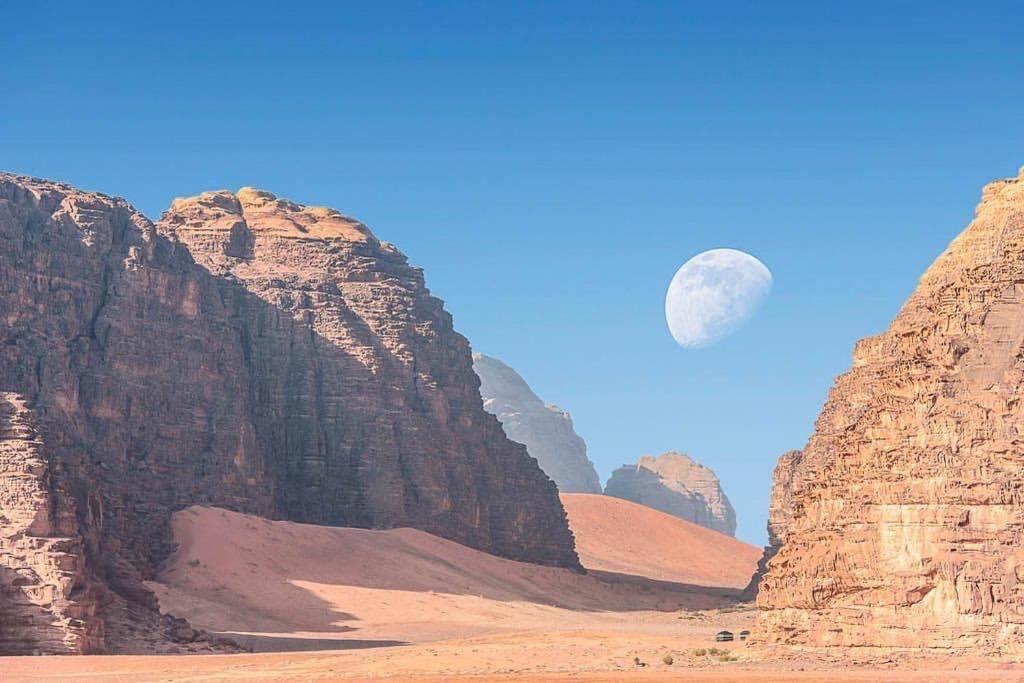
1,166,1024,681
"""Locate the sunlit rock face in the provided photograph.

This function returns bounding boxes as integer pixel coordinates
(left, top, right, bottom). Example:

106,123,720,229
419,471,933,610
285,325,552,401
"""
758,167,1024,654
604,452,736,536
0,173,578,654
741,449,802,600
473,354,601,494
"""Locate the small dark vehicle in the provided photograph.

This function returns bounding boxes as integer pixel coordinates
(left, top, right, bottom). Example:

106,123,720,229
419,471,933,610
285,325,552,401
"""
739,630,751,641
715,630,734,642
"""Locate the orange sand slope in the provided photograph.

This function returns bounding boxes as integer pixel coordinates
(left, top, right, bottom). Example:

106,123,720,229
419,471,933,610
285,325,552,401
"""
10,506,1023,681
146,504,751,652
561,493,760,589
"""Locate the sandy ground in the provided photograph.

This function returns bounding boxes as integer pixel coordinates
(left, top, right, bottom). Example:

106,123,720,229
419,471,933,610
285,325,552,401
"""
561,493,760,589
143,504,747,650
6,498,1024,681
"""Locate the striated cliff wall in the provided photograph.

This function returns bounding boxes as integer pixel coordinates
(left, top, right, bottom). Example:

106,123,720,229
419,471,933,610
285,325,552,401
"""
0,173,577,653
758,167,1024,654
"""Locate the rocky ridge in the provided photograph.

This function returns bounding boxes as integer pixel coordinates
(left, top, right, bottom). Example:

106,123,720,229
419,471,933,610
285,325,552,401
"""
757,167,1024,654
472,354,601,493
604,452,736,536
0,173,578,654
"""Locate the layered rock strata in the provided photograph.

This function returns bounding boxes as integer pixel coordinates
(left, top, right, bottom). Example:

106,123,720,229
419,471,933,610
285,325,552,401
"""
0,393,98,654
758,167,1024,653
741,449,801,600
472,354,601,493
0,173,577,653
604,452,736,536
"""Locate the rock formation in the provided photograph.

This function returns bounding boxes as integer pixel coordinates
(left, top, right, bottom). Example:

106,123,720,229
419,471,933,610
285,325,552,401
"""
758,166,1024,654
0,173,578,654
604,452,736,536
741,449,801,600
472,354,601,493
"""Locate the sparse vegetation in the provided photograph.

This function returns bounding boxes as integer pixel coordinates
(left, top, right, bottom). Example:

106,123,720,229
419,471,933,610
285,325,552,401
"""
662,654,674,665
692,647,735,660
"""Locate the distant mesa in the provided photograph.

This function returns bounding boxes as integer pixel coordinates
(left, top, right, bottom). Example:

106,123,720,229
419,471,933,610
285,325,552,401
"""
473,353,602,494
604,452,737,537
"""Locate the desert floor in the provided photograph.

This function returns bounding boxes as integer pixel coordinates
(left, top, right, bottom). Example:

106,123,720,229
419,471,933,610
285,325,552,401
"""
5,495,1023,681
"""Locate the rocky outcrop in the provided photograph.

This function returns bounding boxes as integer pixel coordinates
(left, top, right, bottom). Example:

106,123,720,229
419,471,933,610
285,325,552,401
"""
758,166,1024,654
741,449,801,600
0,392,98,654
156,188,577,568
472,354,601,493
0,173,578,653
604,452,736,536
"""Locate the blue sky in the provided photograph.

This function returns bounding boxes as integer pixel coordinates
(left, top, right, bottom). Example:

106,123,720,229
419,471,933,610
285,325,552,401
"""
5,1,1023,544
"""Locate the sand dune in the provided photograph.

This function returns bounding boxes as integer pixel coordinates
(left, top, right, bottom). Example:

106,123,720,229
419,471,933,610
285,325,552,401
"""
10,504,1020,680
146,504,750,652
561,493,760,589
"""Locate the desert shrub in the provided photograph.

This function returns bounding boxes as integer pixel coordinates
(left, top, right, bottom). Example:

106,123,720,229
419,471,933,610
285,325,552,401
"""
693,648,707,656
662,654,674,665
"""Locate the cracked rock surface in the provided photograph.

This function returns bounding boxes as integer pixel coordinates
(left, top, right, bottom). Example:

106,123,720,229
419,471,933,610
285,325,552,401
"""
0,173,577,654
757,167,1024,654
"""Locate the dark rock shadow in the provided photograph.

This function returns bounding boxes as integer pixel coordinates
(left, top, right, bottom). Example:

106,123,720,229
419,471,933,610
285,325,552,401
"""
217,633,406,652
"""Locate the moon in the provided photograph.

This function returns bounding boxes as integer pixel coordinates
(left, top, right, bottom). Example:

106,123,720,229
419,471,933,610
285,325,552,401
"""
665,248,772,348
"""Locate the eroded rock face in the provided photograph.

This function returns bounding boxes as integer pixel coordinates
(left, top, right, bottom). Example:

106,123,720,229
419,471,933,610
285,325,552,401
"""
157,189,578,567
0,173,578,653
472,354,601,493
0,393,99,654
604,452,736,536
758,167,1024,653
741,449,802,600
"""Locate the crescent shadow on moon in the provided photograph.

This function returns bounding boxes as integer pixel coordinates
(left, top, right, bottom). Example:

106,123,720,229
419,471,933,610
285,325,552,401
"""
665,248,772,348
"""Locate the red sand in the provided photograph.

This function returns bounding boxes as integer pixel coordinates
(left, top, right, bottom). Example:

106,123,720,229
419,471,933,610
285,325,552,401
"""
142,504,745,652
561,493,760,589
7,498,1012,680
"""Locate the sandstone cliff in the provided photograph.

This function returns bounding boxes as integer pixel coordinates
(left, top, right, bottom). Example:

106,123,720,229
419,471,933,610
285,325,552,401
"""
472,354,601,493
604,452,736,536
758,166,1024,654
740,449,801,599
0,173,578,654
